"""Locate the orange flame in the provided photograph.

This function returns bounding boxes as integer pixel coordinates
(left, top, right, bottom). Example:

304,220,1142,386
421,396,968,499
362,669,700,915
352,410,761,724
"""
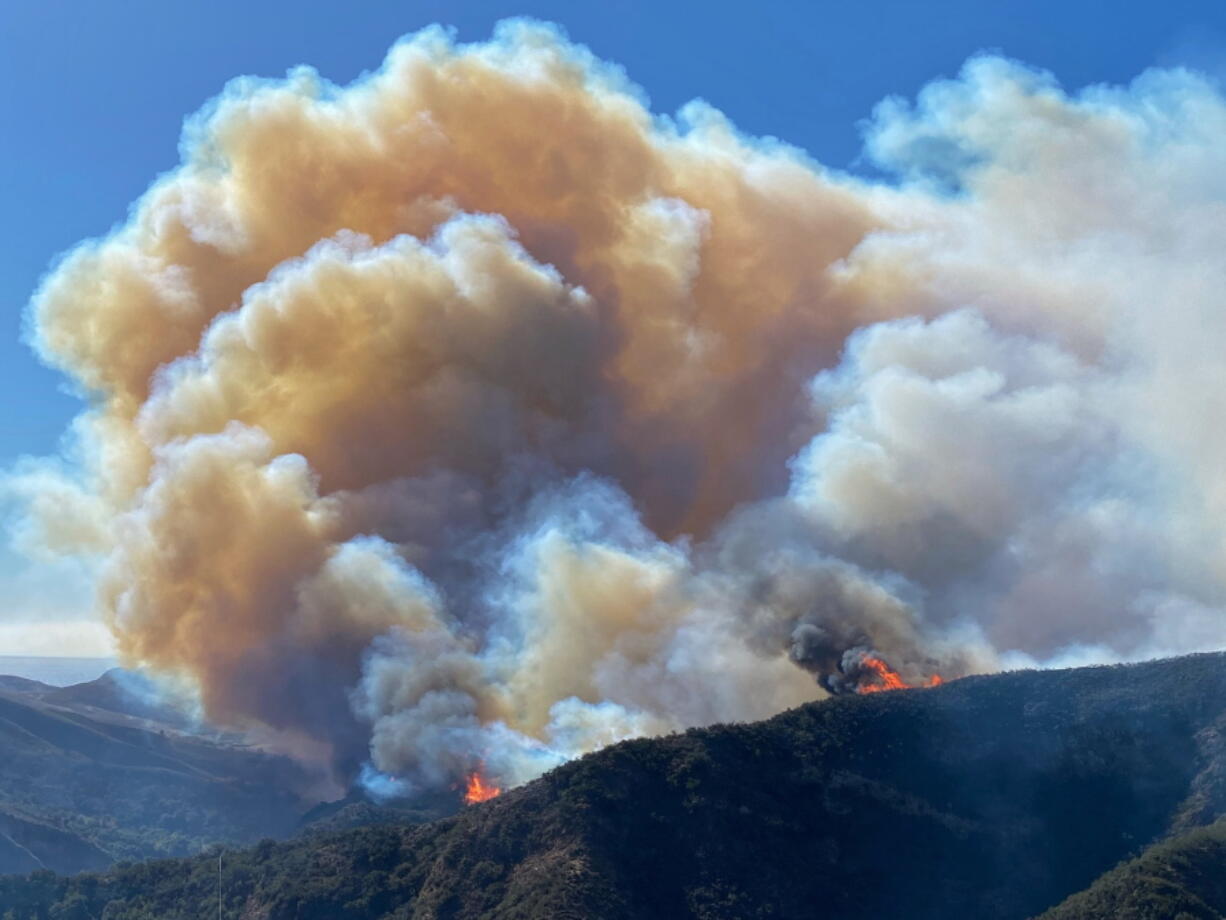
463,769,502,804
857,655,944,693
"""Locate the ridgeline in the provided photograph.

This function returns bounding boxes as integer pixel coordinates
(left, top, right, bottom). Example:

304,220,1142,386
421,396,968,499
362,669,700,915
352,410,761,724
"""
3,653,1226,919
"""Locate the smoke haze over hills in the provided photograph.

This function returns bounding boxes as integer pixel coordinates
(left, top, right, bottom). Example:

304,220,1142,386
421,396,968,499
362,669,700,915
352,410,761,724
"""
8,21,1226,793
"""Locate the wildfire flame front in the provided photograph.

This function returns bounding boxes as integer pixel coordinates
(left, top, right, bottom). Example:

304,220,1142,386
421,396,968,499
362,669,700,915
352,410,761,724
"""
463,771,502,805
857,655,944,694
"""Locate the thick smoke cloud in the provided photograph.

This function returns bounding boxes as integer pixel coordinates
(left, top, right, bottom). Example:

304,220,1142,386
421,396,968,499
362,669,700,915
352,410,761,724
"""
13,23,1226,792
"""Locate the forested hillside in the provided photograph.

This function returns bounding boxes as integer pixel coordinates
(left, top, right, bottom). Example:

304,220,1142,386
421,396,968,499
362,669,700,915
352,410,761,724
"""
1040,818,1226,919
5,653,1226,919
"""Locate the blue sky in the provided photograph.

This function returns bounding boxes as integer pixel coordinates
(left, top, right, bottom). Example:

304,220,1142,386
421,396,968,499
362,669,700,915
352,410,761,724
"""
1,1,1225,462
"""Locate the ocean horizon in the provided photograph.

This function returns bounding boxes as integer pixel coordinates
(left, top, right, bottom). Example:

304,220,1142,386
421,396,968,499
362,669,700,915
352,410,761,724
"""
0,656,117,687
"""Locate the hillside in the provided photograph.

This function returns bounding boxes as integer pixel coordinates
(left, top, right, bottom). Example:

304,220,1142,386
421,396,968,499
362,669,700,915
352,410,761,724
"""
4,651,1226,919
1039,818,1226,920
0,671,319,874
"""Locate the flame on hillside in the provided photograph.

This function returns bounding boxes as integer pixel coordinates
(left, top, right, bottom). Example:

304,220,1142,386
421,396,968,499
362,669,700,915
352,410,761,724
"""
855,654,944,694
463,769,502,805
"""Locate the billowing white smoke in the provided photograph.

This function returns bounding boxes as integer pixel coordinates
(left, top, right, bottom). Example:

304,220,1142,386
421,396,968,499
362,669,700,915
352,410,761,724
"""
10,23,1226,794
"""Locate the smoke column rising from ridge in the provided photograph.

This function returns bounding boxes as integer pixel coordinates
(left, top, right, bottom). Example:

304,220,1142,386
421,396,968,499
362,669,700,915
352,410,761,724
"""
12,21,1226,791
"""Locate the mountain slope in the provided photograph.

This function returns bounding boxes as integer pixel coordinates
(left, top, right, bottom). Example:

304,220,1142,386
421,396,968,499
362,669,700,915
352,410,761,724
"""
4,651,1226,919
1039,818,1226,920
0,672,318,874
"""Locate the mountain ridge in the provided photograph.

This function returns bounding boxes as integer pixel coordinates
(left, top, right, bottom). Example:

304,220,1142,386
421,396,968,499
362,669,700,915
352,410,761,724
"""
4,651,1226,918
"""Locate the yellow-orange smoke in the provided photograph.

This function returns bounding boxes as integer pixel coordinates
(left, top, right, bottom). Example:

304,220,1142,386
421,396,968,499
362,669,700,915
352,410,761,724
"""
15,24,1226,791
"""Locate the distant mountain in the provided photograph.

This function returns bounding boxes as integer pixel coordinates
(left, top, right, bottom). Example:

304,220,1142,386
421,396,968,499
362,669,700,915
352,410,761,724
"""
4,652,1226,919
0,659,114,689
4,669,197,732
0,677,50,695
0,670,321,875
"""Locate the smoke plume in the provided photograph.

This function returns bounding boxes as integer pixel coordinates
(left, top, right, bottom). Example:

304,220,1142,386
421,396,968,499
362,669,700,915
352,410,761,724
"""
13,22,1226,792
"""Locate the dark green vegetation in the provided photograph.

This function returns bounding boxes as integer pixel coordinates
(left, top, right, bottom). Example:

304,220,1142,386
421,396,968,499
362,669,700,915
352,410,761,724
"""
0,671,318,874
4,651,1226,919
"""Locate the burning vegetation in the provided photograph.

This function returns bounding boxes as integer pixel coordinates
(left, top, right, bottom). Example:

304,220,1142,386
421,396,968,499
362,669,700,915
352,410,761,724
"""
463,769,502,805
817,647,946,695
856,655,944,694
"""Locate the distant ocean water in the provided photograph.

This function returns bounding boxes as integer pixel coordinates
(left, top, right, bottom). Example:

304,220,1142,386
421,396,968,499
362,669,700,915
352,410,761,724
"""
0,656,117,686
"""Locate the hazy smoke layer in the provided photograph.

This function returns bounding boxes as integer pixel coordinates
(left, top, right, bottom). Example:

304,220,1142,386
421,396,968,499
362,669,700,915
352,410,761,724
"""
15,23,1226,790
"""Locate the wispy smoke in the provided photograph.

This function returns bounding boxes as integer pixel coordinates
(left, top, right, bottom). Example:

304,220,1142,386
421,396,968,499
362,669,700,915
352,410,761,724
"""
13,22,1226,792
